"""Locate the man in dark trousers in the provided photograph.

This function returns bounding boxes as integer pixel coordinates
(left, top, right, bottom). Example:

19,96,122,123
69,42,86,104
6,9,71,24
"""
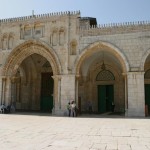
67,102,71,117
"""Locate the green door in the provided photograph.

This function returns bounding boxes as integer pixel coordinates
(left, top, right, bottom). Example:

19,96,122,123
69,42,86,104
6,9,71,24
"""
145,84,150,112
98,85,114,113
98,85,106,113
41,73,54,112
106,85,114,111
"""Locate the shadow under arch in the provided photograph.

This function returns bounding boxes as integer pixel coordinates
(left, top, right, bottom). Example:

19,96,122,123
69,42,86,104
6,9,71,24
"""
2,39,62,76
140,48,150,71
74,41,129,75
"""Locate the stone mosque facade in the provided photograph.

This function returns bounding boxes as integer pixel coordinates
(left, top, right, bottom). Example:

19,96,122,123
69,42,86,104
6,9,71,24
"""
0,11,150,117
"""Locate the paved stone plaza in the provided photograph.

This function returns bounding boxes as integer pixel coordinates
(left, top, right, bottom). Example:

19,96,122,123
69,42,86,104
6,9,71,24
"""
0,113,150,150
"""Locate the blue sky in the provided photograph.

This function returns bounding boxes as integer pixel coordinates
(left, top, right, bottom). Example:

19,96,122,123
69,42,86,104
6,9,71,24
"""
0,0,150,24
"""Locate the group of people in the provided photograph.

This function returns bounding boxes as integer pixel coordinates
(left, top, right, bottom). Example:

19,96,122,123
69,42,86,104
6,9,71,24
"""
66,100,115,116
0,103,15,114
0,104,9,113
67,101,77,117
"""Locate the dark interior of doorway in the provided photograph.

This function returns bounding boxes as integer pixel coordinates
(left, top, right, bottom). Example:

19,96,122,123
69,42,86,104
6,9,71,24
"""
41,72,54,113
98,85,114,114
145,84,150,116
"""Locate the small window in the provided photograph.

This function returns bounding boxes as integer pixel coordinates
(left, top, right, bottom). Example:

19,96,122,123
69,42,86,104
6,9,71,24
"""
35,30,41,35
24,29,31,36
70,41,77,55
96,70,115,81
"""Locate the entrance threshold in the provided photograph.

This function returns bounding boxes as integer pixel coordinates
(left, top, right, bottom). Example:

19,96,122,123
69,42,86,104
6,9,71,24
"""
79,112,125,118
11,110,52,116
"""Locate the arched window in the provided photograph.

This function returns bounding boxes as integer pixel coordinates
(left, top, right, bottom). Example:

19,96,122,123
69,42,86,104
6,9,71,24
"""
59,28,65,45
96,70,115,81
24,25,31,38
2,34,8,50
70,40,77,55
145,69,150,79
52,29,58,46
8,33,14,49
34,23,43,38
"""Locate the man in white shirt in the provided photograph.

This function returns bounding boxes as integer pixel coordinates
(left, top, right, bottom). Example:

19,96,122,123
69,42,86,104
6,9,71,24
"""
71,101,76,117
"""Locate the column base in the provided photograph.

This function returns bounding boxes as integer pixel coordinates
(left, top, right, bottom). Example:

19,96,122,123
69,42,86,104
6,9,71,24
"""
125,108,145,117
52,107,68,116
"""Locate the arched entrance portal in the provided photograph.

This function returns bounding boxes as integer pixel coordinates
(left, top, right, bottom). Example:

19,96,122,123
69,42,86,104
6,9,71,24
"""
11,54,54,112
1,40,61,113
75,42,129,114
144,54,150,116
97,70,115,113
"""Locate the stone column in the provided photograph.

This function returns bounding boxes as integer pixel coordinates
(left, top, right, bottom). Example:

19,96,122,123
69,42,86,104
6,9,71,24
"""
16,77,21,103
75,75,80,108
52,75,61,115
11,77,17,106
58,75,61,109
55,74,76,115
1,76,6,105
15,77,21,109
122,73,128,116
127,72,145,117
5,77,12,106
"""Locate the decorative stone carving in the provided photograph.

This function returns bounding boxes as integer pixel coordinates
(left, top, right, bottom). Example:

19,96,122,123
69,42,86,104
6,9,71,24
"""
96,70,115,81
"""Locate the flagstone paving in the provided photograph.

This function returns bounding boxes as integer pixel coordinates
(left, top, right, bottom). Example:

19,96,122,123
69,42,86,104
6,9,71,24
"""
0,113,150,150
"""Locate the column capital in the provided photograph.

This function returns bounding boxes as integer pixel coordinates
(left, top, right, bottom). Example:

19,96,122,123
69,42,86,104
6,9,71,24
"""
122,72,127,76
126,71,145,75
76,74,80,78
1,76,7,81
52,75,61,80
57,75,61,81
11,76,18,83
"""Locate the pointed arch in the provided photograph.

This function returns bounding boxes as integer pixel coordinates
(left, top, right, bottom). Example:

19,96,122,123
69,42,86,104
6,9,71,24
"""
74,41,129,75
140,48,150,71
2,39,61,76
145,69,150,79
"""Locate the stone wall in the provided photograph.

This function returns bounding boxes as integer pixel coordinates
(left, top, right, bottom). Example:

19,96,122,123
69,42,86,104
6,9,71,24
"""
0,11,150,116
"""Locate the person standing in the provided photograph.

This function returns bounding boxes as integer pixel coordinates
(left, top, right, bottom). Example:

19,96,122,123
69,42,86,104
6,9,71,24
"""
67,102,71,117
111,102,115,112
88,101,93,114
71,101,76,117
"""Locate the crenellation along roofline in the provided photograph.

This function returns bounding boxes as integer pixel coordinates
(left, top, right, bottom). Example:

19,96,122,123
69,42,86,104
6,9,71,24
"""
0,10,81,24
80,20,150,29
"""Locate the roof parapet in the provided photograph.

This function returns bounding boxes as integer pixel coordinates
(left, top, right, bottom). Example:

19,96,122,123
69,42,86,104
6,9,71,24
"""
81,21,150,29
79,21,150,36
0,10,80,23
